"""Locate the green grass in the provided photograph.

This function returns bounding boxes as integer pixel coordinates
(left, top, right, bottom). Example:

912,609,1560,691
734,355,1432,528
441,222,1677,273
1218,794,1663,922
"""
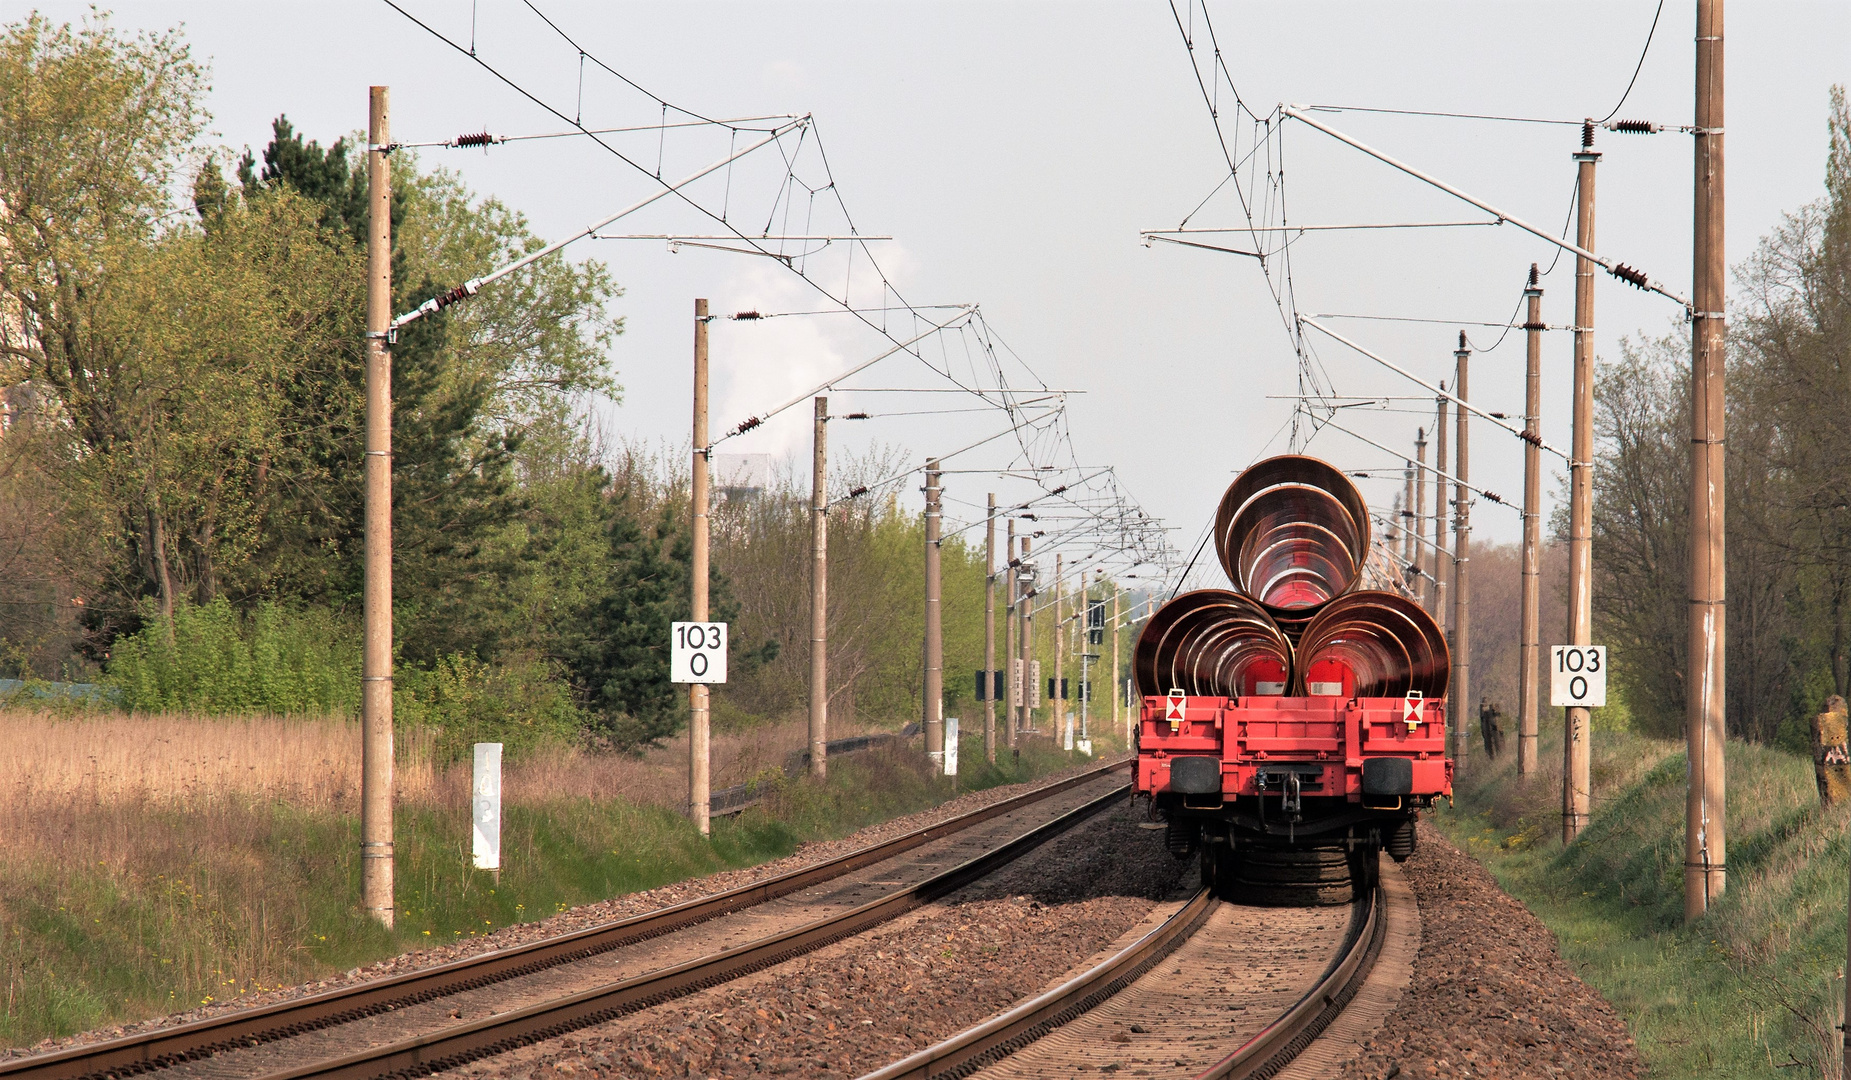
0,730,1088,1047
1433,727,1851,1077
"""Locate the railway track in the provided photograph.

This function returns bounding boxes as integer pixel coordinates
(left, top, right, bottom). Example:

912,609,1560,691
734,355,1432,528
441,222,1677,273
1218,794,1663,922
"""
3,761,1129,1080
860,863,1391,1080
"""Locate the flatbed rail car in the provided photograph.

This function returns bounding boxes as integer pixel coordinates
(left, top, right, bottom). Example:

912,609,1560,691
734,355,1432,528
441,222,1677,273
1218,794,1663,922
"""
1137,691,1450,853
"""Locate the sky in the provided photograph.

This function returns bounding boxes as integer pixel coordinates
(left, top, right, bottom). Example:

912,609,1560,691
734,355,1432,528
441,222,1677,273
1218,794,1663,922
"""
28,1,1851,586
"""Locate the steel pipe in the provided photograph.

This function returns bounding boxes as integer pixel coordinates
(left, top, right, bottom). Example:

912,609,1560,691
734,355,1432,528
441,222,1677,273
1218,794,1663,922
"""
1293,591,1451,699
1215,456,1371,622
1134,590,1293,698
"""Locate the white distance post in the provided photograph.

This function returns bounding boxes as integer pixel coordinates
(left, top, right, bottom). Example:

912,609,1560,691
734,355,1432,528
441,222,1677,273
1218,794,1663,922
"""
1550,646,1608,709
944,717,960,777
472,742,502,873
672,622,729,684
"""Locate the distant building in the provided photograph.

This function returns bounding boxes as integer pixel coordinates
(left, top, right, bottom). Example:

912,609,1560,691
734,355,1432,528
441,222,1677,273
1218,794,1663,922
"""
713,453,773,503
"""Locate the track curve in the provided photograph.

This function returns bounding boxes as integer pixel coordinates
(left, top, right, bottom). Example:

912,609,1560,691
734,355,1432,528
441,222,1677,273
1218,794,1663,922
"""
2,762,1128,1080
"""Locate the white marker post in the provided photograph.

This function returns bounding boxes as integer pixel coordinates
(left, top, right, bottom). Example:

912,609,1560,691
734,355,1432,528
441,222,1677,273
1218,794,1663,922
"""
1549,646,1608,708
672,622,729,685
472,742,502,877
944,717,960,777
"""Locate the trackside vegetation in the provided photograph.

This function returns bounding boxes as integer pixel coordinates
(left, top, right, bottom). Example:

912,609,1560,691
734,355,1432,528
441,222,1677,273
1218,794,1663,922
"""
0,722,1090,1047
1434,727,1849,1078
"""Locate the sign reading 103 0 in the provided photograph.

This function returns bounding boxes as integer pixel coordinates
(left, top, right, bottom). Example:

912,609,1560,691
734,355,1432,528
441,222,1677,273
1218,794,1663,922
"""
671,622,728,684
1549,645,1607,707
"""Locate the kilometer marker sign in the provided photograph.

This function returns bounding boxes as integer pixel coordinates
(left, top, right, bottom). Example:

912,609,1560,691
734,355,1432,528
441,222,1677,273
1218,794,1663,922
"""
671,621,728,684
1549,645,1606,708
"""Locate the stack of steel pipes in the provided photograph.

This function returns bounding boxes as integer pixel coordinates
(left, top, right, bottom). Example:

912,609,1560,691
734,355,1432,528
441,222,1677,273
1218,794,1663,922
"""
1136,456,1449,700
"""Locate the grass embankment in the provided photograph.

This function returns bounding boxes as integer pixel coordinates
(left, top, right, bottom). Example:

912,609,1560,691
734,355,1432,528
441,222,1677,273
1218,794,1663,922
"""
0,710,1093,1047
1432,725,1850,1077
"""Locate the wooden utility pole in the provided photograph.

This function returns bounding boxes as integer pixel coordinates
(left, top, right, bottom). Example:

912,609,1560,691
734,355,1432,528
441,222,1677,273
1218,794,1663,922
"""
1453,334,1471,772
361,86,395,929
809,397,829,779
1519,265,1545,777
1565,133,1600,843
690,299,712,837
923,459,945,771
1005,524,1018,750
1414,428,1430,609
1687,0,1727,918
1433,388,1449,632
983,493,997,764
1402,461,1416,572
1103,589,1118,748
1021,535,1034,733
1054,553,1065,737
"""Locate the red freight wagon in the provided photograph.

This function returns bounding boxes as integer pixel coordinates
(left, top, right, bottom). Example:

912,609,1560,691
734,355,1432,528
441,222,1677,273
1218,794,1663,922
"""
1135,456,1453,905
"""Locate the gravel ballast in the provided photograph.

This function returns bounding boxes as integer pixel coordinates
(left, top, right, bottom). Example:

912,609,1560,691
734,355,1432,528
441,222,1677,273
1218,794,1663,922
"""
1332,820,1644,1080
451,803,1189,1080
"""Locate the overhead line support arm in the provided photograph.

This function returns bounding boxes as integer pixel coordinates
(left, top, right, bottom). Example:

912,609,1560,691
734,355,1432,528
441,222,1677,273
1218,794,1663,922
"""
1280,105,1692,312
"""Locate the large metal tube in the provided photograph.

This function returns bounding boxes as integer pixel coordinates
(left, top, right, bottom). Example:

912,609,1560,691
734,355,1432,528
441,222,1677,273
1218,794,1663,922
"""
1134,590,1293,698
1215,456,1372,625
1293,591,1451,700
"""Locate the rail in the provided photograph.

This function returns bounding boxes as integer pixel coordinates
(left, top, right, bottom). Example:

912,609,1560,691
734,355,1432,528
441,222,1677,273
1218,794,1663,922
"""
856,878,1385,1080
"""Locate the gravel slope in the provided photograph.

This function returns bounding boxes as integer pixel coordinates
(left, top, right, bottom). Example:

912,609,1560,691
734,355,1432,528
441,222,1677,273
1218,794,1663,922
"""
1332,820,1644,1080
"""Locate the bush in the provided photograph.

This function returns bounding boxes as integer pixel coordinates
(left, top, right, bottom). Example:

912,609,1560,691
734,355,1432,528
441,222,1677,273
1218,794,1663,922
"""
105,598,359,715
104,600,582,764
394,654,581,764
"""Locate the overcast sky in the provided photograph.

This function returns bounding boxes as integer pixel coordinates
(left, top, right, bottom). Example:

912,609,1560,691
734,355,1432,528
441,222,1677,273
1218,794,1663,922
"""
30,1,1851,581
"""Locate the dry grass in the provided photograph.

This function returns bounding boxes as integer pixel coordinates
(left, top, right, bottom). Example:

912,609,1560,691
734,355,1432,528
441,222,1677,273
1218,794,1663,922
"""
0,710,437,816
0,708,883,825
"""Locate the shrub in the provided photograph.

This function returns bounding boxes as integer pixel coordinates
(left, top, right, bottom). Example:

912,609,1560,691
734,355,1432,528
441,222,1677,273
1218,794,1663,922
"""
105,598,359,715
394,653,581,764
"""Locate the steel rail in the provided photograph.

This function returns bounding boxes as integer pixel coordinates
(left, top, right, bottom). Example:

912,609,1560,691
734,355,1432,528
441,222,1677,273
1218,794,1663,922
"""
855,887,1218,1080
251,779,1130,1080
856,881,1384,1080
1,762,1127,1080
1195,882,1387,1080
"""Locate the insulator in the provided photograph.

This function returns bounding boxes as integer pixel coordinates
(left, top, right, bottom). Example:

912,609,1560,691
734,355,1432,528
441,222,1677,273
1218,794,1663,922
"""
1214,455,1370,620
432,283,476,310
846,485,869,499
452,132,500,148
733,310,763,320
1134,589,1292,698
1518,429,1543,447
844,411,870,420
1528,262,1540,288
1050,485,1068,496
1293,591,1449,699
735,416,763,434
1610,263,1650,290
1581,120,1595,149
1612,119,1659,134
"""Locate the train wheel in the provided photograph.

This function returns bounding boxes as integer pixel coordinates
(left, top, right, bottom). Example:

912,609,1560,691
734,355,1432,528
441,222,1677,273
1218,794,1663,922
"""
1202,842,1242,898
1349,845,1381,892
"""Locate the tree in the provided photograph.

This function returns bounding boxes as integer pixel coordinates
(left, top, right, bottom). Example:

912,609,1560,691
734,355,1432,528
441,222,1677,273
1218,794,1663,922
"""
1594,87,1851,745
